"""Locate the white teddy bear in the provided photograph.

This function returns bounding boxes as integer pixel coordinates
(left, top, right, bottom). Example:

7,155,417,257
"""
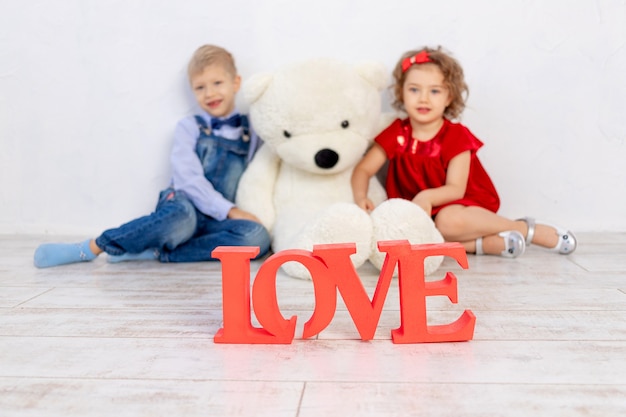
236,58,444,279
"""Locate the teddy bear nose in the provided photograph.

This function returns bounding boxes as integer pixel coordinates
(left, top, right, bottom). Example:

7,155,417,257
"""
314,149,339,169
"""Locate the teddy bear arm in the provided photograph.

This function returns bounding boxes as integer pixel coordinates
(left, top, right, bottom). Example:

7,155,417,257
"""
235,144,280,230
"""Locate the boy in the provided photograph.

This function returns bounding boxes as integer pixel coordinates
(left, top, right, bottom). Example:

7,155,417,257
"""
34,45,270,267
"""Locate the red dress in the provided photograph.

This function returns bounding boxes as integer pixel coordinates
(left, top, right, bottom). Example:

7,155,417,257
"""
375,118,500,216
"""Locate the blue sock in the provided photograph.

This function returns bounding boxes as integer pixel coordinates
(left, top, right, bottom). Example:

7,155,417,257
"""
107,249,159,263
33,239,97,268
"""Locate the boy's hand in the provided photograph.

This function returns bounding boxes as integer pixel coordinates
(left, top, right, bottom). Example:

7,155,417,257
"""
227,206,262,223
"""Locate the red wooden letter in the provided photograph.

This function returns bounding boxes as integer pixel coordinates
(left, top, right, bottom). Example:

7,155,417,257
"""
377,241,476,343
252,249,331,343
213,241,475,345
310,243,396,340
212,246,295,344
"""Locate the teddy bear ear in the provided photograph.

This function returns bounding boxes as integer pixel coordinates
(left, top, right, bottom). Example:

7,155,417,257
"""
354,61,388,92
242,73,274,104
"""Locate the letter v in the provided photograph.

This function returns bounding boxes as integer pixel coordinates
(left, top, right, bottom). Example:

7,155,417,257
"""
307,242,409,340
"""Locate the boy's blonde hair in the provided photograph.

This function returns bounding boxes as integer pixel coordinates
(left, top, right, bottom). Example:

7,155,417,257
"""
391,46,468,120
187,44,237,79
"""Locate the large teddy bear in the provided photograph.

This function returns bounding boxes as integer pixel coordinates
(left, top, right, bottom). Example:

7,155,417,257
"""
236,58,444,279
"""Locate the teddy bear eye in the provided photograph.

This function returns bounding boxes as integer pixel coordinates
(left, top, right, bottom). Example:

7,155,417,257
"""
341,120,349,129
283,130,292,138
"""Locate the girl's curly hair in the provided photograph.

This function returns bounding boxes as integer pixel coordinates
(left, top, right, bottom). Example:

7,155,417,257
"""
391,46,468,120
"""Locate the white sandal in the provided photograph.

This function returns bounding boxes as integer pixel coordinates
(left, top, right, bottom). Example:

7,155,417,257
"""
517,217,577,255
476,230,526,258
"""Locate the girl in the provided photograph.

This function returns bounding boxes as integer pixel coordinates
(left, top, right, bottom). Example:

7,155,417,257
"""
351,46,576,257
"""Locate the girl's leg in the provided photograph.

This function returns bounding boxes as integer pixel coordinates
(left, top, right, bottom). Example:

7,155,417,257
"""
435,205,522,241
435,205,560,255
517,217,577,254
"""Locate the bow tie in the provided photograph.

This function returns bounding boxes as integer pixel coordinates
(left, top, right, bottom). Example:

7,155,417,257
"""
211,114,242,130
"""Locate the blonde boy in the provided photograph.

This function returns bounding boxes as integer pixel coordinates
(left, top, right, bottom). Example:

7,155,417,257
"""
35,45,270,267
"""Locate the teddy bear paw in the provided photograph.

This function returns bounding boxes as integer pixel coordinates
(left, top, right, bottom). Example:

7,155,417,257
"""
369,199,445,276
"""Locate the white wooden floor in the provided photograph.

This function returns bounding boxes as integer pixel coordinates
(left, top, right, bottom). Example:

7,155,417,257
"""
1,233,625,416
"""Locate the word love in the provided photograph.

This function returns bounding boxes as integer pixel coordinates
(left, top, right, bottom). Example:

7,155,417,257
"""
212,241,475,344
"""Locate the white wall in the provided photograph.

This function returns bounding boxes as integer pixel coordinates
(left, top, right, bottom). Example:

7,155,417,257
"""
1,0,625,235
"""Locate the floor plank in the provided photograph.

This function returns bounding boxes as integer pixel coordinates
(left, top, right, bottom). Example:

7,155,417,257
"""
0,232,624,416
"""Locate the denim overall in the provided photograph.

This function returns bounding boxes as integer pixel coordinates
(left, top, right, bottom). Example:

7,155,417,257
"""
95,115,270,262
194,115,249,202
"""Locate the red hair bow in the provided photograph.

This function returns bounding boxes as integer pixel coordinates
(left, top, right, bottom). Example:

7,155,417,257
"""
401,51,432,72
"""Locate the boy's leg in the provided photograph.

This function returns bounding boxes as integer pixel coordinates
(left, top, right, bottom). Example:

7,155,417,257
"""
34,238,100,268
97,190,197,259
34,189,197,268
160,217,271,263
106,248,160,263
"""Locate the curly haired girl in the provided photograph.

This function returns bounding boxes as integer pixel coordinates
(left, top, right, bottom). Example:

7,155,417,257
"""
352,46,576,257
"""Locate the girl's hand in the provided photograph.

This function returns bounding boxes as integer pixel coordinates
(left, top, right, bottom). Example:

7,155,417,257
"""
228,207,262,223
411,193,433,217
351,144,387,214
356,197,376,213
